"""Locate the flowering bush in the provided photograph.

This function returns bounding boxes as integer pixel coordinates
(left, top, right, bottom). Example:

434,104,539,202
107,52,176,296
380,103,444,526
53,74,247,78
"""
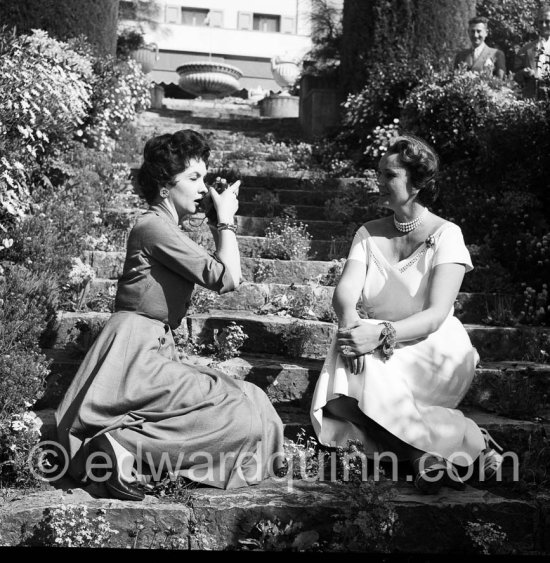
363,120,401,161
25,505,119,548
465,520,510,555
252,260,276,283
401,69,520,162
82,57,151,152
0,29,93,221
336,56,434,165
0,409,43,486
213,322,248,361
63,257,96,311
262,216,313,261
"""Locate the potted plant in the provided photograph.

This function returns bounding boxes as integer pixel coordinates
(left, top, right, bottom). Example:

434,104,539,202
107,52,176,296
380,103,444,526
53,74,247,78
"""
116,29,158,74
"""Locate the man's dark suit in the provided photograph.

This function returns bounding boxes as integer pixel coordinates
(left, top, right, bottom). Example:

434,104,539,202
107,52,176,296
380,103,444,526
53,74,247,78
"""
513,40,539,99
454,44,506,77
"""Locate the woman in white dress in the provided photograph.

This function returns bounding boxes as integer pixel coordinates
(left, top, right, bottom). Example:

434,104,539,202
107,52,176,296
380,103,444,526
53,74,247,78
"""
310,135,503,493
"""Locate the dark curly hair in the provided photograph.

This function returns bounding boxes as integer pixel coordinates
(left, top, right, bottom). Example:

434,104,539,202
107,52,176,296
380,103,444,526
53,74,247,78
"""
385,135,440,206
136,129,211,204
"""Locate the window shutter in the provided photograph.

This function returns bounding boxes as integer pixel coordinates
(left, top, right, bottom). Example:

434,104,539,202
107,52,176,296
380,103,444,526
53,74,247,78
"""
165,5,181,24
208,10,223,28
281,16,296,34
238,11,253,30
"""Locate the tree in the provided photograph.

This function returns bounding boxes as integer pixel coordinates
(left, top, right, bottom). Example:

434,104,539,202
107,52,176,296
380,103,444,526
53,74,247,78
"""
0,0,120,56
340,0,476,94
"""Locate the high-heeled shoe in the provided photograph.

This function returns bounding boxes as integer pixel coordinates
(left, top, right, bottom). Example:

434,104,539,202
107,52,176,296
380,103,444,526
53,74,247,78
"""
86,433,145,501
413,454,466,494
413,454,447,494
479,428,504,481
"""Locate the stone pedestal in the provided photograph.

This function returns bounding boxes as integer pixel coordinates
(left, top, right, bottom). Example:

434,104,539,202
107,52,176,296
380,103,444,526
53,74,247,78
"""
150,84,165,109
259,94,299,118
299,75,340,139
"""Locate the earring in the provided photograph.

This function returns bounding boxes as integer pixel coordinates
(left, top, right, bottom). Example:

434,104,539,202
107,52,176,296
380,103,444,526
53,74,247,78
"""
160,188,169,199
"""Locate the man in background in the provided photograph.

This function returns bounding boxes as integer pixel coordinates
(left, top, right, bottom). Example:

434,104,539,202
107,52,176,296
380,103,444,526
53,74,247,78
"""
514,5,550,99
454,16,506,79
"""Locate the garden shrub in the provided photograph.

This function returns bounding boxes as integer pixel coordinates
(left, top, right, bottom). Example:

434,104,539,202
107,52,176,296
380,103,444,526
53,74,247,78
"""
0,407,45,487
116,29,146,59
315,56,433,173
0,29,93,221
81,57,150,153
400,70,550,323
324,174,379,227
22,505,119,547
343,57,434,135
0,263,59,352
262,216,313,261
401,69,519,162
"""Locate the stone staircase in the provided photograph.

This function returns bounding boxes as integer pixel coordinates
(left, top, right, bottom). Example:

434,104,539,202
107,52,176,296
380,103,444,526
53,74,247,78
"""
4,105,550,553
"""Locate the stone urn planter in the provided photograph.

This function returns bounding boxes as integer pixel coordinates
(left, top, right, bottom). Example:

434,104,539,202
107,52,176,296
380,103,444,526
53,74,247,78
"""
271,56,300,94
131,44,159,74
176,61,243,99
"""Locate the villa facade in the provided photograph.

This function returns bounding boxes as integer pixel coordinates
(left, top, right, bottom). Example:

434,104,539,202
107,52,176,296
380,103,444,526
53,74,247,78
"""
120,0,319,93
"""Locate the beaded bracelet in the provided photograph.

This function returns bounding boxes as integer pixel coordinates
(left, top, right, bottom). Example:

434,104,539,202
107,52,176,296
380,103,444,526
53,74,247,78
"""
217,222,238,233
378,321,396,360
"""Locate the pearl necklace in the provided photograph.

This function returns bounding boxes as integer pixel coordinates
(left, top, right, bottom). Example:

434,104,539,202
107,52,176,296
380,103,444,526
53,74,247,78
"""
393,208,428,233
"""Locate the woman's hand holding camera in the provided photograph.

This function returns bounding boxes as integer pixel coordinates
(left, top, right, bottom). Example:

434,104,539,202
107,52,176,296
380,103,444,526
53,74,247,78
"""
210,179,240,225
204,177,240,225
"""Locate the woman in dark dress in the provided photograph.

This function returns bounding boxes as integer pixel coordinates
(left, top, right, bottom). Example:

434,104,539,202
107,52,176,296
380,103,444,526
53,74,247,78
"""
55,130,285,500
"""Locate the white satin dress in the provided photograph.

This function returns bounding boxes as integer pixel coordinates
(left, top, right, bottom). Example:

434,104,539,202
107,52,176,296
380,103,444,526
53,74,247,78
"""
310,222,486,466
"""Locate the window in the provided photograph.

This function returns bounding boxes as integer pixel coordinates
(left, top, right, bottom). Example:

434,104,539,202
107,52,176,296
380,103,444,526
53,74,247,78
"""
166,5,181,24
238,12,253,30
253,13,281,33
181,7,209,26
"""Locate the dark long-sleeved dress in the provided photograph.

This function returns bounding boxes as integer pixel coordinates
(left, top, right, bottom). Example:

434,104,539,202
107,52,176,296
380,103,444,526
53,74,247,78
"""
55,205,285,489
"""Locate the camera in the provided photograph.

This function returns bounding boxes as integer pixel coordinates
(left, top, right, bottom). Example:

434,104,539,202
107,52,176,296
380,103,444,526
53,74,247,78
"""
199,176,228,223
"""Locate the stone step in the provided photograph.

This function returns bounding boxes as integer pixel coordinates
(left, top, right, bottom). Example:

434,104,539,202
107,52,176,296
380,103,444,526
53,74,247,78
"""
236,215,348,238
186,311,550,363
240,174,368,192
229,235,343,261
83,251,337,283
135,108,304,137
162,98,262,118
81,249,532,323
45,310,550,365
34,399,550,490
0,462,544,552
238,201,329,221
101,207,348,240
86,277,527,327
238,187,334,206
38,346,550,421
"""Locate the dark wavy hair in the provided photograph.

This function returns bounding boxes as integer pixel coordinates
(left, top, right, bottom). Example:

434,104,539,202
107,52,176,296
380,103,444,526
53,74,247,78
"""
385,135,440,206
468,16,489,27
136,129,211,204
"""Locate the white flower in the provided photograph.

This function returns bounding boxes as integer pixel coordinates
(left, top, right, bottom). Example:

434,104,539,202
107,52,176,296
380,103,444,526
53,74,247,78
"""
67,257,95,287
10,419,25,432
